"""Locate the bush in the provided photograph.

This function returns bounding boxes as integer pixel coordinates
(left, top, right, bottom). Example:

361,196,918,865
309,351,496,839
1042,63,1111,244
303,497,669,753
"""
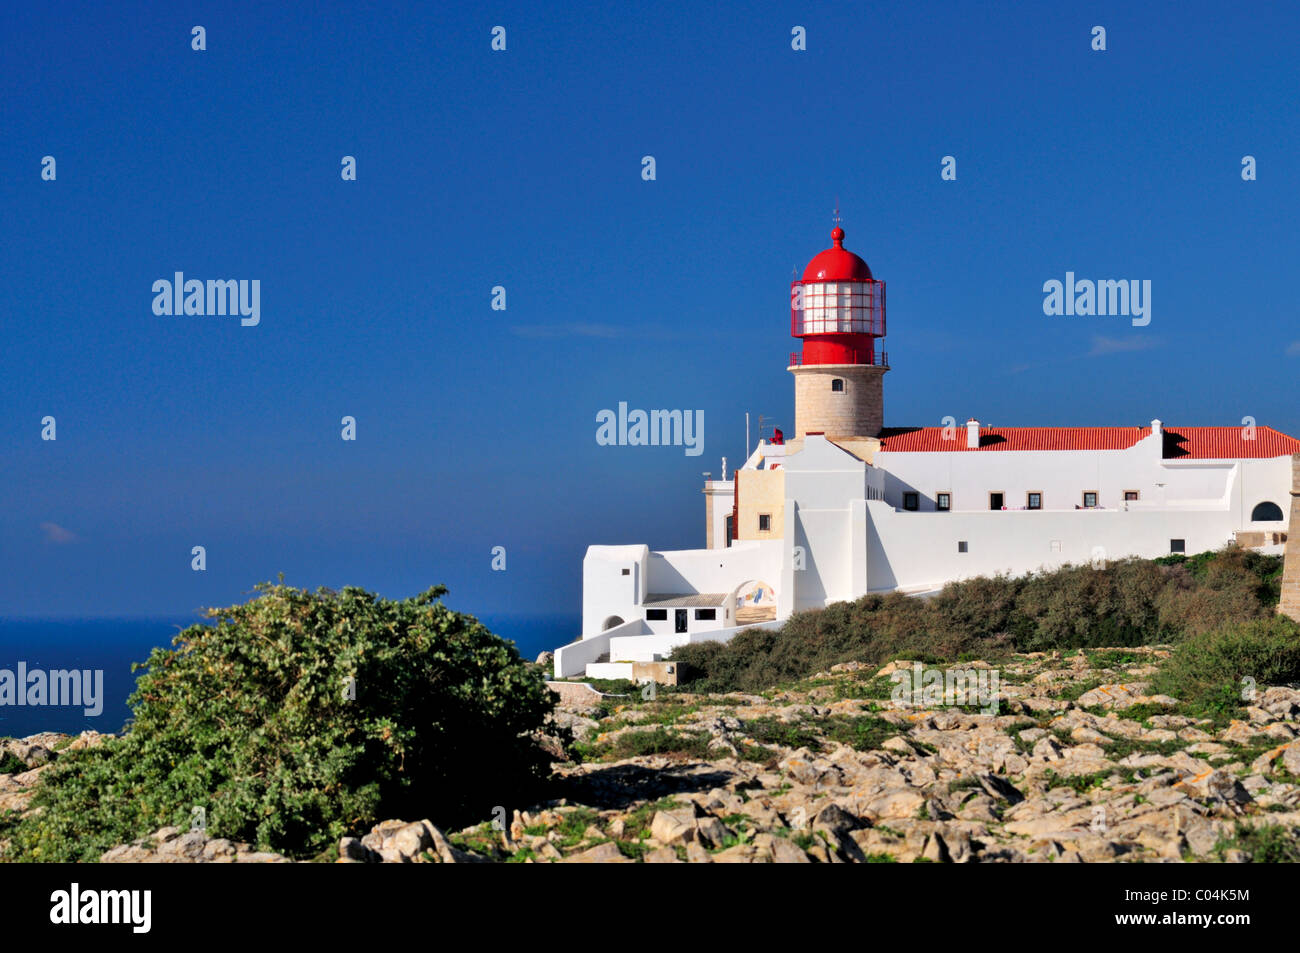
1,583,559,862
671,547,1284,694
1150,615,1300,720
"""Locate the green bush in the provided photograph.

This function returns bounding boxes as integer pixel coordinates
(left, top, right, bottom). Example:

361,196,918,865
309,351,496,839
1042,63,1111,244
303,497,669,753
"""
1150,615,1300,720
672,547,1283,694
1,582,559,862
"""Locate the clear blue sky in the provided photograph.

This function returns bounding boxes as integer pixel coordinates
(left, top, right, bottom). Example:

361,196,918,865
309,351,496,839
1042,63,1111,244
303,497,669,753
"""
3,0,1298,619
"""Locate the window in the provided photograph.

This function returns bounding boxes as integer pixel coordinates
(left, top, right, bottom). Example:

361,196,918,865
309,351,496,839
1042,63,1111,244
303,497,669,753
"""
621,568,630,576
758,513,771,532
694,609,716,621
903,492,919,511
1252,501,1285,521
831,378,845,393
646,609,667,621
958,541,968,553
1124,490,1139,501
1027,492,1042,510
1170,539,1186,553
1083,491,1098,508
1050,540,1062,552
989,492,1004,510
936,492,950,512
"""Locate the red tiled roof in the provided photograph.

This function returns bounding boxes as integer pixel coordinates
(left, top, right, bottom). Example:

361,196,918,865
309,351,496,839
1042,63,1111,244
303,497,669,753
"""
876,425,1300,459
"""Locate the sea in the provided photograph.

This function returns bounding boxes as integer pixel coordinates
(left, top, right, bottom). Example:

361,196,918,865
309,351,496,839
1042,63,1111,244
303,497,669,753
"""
0,613,579,739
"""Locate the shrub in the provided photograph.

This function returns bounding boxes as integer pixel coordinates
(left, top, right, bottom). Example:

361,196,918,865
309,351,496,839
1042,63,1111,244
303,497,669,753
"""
1150,615,1300,720
671,547,1285,694
2,582,559,862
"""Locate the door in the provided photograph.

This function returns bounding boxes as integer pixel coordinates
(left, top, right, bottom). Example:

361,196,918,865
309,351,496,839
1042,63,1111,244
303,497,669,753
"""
990,492,1004,510
675,609,688,633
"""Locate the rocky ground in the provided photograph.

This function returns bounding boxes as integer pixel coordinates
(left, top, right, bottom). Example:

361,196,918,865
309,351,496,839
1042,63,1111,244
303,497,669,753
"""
5,646,1300,862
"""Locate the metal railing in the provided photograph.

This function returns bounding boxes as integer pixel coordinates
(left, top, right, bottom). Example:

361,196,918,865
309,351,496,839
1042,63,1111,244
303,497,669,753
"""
789,350,889,368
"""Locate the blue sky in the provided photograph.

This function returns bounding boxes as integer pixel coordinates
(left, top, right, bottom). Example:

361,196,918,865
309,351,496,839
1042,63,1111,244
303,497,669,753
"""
3,0,1298,620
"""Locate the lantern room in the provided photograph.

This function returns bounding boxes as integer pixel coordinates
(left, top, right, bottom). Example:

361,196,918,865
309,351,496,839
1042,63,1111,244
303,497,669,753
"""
789,226,887,367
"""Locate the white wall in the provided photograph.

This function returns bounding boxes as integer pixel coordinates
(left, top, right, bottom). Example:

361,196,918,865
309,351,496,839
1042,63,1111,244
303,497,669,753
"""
877,438,1294,527
554,618,648,678
782,435,869,610
581,545,649,637
646,541,784,601
864,501,1242,592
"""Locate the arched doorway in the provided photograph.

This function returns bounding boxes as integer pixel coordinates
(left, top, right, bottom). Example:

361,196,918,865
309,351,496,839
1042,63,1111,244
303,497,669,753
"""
601,615,626,631
729,580,777,624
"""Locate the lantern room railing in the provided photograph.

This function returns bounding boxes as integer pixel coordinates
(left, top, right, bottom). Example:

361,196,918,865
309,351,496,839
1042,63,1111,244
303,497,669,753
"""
790,350,888,368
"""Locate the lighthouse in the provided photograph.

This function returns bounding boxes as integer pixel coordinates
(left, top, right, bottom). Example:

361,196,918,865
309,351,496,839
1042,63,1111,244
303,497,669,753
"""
788,225,888,439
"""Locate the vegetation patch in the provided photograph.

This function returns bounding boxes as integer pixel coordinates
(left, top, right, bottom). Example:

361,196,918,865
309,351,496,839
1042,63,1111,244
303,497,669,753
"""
670,548,1282,694
0,582,558,862
1151,616,1300,724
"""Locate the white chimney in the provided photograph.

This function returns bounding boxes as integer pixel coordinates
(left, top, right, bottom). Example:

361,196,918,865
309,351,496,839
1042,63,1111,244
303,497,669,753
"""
1151,418,1162,436
966,418,980,449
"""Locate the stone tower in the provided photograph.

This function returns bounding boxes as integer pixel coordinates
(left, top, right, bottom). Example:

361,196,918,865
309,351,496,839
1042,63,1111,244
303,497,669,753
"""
1278,454,1300,622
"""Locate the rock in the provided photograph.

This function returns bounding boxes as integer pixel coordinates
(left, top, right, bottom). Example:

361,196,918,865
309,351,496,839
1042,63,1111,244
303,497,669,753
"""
565,841,630,863
812,802,861,835
390,820,434,860
694,816,730,849
650,808,697,845
644,846,680,863
770,837,811,863
686,841,713,863
535,651,555,667
863,788,925,820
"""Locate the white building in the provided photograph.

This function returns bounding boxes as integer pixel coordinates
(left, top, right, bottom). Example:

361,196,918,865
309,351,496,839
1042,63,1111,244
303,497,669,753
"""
553,226,1299,679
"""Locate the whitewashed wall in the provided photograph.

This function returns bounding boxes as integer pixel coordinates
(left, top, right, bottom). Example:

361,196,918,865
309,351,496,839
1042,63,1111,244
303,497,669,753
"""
864,501,1243,592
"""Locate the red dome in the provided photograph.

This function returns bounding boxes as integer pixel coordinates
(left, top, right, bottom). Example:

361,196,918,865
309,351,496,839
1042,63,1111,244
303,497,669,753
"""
801,226,873,281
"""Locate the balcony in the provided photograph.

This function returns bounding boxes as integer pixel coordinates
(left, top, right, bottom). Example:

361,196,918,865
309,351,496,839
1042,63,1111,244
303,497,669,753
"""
790,350,889,368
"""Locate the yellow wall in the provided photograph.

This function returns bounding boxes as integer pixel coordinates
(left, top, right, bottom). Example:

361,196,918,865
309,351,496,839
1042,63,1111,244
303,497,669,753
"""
736,469,785,540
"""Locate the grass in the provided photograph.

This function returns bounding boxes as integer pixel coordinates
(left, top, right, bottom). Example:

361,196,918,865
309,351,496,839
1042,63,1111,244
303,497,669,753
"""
622,797,684,841
1057,677,1105,702
1041,767,1134,793
580,727,715,762
1212,823,1300,863
743,717,824,751
0,753,27,776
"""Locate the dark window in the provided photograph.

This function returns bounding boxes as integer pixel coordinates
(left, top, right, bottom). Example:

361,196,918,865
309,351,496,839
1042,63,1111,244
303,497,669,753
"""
1124,490,1139,501
675,609,688,633
1027,492,1042,510
1252,501,1285,521
958,541,968,553
694,609,716,621
725,515,734,546
621,568,630,575
903,492,919,511
1170,539,1186,554
1083,492,1098,508
646,609,667,621
831,378,845,392
936,493,950,511
758,513,771,531
989,493,1004,510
